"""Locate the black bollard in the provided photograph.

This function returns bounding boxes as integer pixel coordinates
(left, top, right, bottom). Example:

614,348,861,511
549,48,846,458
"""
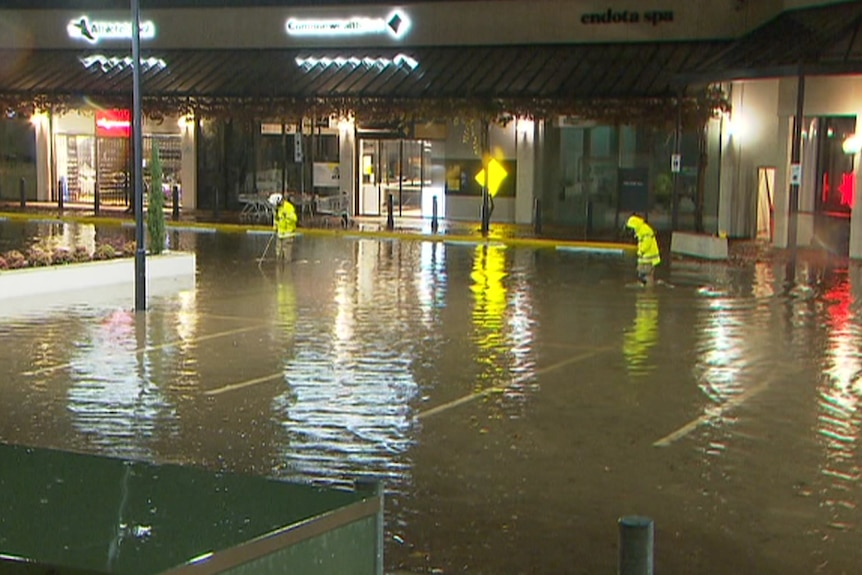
431,195,439,233
19,177,26,208
172,185,180,221
618,515,654,575
58,177,65,211
386,193,394,230
533,198,542,235
481,190,490,236
94,186,100,216
586,199,594,237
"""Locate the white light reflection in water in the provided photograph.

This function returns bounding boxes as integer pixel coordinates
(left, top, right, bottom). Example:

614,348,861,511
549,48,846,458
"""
67,310,176,460
470,245,537,411
692,296,746,456
817,278,861,531
274,240,419,490
416,241,447,327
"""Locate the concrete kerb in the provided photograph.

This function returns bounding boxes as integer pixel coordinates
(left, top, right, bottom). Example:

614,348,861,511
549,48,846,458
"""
0,210,637,254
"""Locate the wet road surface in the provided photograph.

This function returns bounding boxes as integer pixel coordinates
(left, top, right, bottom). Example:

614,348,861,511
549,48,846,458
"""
1,221,861,574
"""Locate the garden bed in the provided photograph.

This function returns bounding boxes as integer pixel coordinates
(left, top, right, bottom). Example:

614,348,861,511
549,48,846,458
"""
0,250,196,316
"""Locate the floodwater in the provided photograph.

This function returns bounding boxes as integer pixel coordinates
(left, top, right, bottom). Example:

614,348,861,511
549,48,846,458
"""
1,220,862,574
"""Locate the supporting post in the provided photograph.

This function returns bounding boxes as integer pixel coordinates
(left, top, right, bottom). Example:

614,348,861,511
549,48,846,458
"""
618,515,654,575
785,72,805,286
431,194,439,233
480,119,490,236
132,0,146,312
533,198,542,235
19,177,25,208
671,90,683,230
172,184,180,221
58,177,65,211
386,193,395,230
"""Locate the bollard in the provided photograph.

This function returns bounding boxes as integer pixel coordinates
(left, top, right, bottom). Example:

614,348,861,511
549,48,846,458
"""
213,186,220,219
618,515,654,575
586,199,594,237
480,190,490,236
94,187,100,216
533,198,543,235
172,185,180,221
19,177,26,207
386,193,395,230
58,177,65,211
431,195,439,233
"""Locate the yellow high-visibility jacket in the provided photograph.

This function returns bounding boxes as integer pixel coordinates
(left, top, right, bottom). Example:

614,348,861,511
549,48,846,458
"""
274,200,297,238
625,215,661,267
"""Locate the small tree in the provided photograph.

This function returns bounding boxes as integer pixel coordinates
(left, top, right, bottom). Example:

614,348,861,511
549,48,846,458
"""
147,140,166,255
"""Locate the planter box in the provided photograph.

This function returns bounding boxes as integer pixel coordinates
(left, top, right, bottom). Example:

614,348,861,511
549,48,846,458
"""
0,251,195,316
670,231,728,260
0,442,384,575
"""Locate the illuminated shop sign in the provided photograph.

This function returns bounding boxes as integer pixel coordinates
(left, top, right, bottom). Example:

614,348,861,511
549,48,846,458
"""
295,54,418,71
580,9,673,25
95,109,131,138
80,54,167,72
67,16,156,44
286,9,410,39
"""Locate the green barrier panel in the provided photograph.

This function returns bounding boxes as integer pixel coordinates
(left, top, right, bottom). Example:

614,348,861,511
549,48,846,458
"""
0,443,382,575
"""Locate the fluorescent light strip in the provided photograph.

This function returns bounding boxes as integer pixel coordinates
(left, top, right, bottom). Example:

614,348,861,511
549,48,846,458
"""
80,55,167,72
295,54,418,71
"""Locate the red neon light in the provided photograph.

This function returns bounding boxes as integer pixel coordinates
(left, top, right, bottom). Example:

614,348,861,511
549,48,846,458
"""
838,172,855,207
95,109,131,137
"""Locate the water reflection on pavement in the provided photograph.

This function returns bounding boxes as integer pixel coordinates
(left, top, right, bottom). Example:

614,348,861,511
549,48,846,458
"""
0,221,861,574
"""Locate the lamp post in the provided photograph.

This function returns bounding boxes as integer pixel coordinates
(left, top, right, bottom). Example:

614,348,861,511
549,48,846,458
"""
132,0,146,311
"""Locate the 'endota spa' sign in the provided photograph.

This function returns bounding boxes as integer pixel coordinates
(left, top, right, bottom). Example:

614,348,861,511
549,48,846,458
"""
581,9,674,26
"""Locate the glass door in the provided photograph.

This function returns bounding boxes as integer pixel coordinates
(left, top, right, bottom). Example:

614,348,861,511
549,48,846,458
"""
358,137,432,217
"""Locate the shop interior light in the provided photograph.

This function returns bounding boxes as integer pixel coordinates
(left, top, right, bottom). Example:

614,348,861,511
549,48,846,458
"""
295,54,418,71
177,115,193,130
29,111,48,127
842,133,862,154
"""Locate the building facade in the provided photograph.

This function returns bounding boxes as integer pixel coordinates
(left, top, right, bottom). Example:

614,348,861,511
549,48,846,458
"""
1,0,860,254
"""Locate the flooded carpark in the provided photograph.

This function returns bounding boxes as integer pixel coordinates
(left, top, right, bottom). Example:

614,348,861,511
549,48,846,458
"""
1,219,861,574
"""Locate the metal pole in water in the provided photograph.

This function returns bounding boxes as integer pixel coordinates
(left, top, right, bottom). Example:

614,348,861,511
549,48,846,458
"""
387,193,395,230
132,0,146,312
618,515,654,575
431,194,439,233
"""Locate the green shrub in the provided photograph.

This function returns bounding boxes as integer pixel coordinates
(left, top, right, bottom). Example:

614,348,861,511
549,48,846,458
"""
93,243,116,261
4,250,27,269
72,246,92,263
147,140,166,255
52,248,75,264
26,246,52,267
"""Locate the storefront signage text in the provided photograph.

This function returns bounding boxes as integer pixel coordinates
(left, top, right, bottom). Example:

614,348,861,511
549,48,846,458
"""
581,9,674,26
67,16,156,44
286,9,410,39
295,54,418,71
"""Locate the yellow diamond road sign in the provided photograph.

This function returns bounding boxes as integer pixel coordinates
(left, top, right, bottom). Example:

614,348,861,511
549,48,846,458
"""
475,159,507,197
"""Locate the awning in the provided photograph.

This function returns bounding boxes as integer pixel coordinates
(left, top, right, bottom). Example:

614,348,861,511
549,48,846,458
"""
679,0,862,83
0,42,727,117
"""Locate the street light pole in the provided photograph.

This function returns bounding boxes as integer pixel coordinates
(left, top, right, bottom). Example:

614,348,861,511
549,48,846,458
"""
132,0,146,311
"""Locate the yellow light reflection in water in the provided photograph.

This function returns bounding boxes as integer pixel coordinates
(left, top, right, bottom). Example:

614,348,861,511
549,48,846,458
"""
622,291,659,378
817,279,861,532
469,245,538,408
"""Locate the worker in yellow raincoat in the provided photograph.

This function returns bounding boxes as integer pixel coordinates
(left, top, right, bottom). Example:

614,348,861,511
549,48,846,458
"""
273,195,298,262
625,214,660,287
